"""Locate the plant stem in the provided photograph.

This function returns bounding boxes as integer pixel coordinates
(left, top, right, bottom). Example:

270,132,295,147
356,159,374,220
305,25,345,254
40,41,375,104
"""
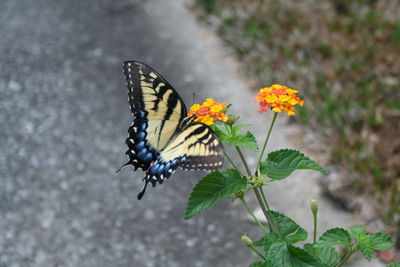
255,112,278,174
233,146,274,232
240,197,269,233
235,147,252,176
243,239,267,261
337,247,354,267
259,187,278,234
223,151,241,174
253,188,274,231
312,211,318,244
249,245,267,261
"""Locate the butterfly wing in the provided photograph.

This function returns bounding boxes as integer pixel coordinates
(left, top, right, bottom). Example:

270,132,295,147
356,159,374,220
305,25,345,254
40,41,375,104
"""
119,61,224,200
119,61,187,172
138,118,223,199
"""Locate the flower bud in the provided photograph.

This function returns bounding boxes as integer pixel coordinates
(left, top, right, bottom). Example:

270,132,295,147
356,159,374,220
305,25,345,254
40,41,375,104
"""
226,115,238,125
311,199,318,214
235,190,244,199
241,234,253,247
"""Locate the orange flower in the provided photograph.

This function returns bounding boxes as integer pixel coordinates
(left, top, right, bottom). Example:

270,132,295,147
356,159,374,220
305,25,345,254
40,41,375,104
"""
255,84,304,116
188,98,228,126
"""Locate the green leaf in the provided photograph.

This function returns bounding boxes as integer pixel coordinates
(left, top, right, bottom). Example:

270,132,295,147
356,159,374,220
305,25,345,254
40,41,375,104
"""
248,261,267,267
369,232,394,251
356,232,394,261
288,245,323,266
228,131,259,152
304,243,340,267
266,242,322,267
387,262,400,267
358,237,374,261
315,228,352,247
350,225,367,239
184,169,246,219
349,227,393,261
253,232,280,252
212,124,259,151
260,149,327,180
271,211,308,244
212,124,230,139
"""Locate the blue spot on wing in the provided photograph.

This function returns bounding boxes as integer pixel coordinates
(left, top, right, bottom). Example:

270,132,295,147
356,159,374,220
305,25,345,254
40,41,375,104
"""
121,107,158,173
136,131,146,141
135,141,145,150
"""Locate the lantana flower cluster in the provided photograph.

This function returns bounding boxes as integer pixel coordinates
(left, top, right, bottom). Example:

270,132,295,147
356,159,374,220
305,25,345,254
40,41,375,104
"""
187,98,228,126
255,84,304,116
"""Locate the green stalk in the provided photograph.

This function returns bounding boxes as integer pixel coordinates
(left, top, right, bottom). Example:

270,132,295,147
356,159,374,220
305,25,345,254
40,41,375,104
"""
235,147,252,176
241,234,267,261
255,112,278,174
337,247,354,267
259,187,278,235
223,150,241,174
240,197,269,233
248,244,267,261
254,187,274,232
233,145,274,231
311,200,319,244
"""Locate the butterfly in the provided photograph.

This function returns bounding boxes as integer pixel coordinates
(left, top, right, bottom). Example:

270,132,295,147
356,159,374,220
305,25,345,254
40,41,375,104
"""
118,61,224,200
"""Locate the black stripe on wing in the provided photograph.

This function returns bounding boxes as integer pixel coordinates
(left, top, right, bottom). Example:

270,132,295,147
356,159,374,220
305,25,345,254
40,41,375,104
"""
119,61,188,172
137,121,224,200
179,123,224,171
123,61,187,119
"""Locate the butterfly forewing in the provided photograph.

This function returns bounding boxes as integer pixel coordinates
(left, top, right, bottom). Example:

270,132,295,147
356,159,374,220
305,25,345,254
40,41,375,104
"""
124,61,187,150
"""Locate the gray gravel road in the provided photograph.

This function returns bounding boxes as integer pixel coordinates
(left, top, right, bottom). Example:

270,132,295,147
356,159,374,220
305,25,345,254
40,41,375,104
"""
0,1,260,266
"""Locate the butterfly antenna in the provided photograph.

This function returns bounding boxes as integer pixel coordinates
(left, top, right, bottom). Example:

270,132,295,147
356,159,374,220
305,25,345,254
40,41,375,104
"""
192,92,196,106
137,181,149,200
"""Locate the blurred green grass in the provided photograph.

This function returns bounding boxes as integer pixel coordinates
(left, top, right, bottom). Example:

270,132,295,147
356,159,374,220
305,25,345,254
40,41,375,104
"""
195,0,400,244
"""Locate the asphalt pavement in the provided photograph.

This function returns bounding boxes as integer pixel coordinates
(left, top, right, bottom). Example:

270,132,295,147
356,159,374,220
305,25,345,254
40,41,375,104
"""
0,1,261,266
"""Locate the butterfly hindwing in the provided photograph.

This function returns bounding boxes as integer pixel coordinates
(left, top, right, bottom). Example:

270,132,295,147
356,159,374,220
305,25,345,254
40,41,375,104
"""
139,119,223,199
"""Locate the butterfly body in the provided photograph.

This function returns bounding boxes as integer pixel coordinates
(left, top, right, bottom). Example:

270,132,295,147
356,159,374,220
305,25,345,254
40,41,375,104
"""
119,61,223,199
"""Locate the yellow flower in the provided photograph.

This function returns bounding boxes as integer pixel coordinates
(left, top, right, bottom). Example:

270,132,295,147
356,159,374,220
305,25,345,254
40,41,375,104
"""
187,99,228,126
190,104,201,112
210,103,224,113
203,98,215,107
255,84,304,116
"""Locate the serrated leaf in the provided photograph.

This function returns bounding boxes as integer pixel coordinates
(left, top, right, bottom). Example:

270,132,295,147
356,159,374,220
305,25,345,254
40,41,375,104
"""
260,149,327,180
358,236,374,261
288,245,323,266
369,232,394,251
212,124,230,139
271,211,308,245
350,225,367,239
226,131,259,151
350,227,393,261
387,262,400,267
253,232,280,253
249,261,267,267
231,123,252,134
184,169,246,219
304,243,340,267
212,124,259,151
266,242,322,267
315,228,352,247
